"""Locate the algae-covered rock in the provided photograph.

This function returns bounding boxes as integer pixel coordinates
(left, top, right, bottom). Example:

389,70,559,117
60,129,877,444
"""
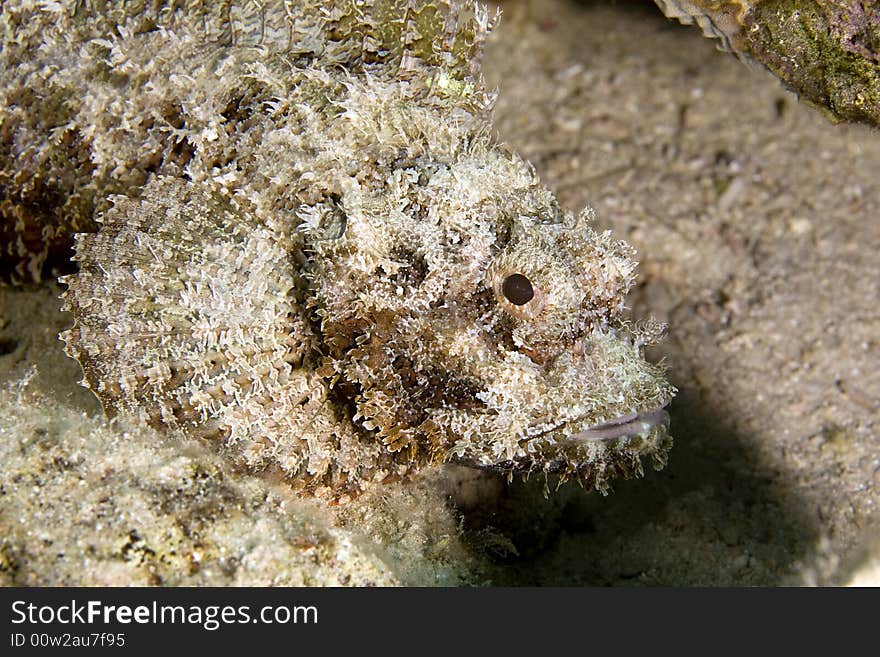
0,379,482,586
2,1,675,502
655,1,880,126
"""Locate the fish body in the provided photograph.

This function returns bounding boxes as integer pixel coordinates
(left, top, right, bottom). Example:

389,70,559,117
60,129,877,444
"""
1,0,674,500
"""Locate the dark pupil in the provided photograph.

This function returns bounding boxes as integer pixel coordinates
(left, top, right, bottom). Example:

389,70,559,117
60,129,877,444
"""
502,273,534,306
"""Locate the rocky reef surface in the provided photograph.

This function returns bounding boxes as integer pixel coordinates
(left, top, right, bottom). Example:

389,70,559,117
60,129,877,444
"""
656,1,880,127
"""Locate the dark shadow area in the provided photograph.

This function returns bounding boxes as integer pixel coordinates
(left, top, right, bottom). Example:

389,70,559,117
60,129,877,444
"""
0,336,18,356
0,285,101,412
568,0,678,24
502,0,677,34
454,384,822,585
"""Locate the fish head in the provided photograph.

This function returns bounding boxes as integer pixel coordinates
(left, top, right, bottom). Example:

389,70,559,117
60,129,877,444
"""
304,160,675,489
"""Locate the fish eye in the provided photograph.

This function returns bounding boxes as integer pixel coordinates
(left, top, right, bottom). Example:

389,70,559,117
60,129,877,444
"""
502,273,534,305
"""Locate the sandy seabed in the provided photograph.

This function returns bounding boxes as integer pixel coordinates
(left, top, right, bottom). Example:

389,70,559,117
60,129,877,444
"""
1,0,878,586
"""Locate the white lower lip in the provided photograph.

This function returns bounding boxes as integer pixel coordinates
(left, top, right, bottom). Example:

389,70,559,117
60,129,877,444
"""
567,407,669,442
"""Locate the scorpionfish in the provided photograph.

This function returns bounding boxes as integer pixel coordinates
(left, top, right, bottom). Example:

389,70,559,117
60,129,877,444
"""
0,0,675,500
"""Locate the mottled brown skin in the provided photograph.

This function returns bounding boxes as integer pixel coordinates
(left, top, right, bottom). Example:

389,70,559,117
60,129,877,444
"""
4,1,674,501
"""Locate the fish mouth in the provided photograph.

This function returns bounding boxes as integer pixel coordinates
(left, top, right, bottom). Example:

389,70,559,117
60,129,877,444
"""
446,403,672,474
565,405,670,443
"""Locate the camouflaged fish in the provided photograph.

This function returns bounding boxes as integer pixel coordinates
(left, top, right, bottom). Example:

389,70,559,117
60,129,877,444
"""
0,0,675,500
